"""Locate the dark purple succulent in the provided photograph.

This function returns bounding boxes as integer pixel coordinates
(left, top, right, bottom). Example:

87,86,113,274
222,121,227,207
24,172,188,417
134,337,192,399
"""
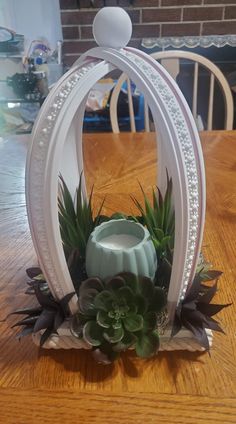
11,268,75,346
172,271,231,349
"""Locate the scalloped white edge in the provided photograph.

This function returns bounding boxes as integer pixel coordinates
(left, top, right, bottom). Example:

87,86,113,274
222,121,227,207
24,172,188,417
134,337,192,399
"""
32,320,213,352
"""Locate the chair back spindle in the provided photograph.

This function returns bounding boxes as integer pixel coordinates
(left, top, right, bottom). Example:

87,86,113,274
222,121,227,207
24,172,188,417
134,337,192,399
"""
110,50,233,132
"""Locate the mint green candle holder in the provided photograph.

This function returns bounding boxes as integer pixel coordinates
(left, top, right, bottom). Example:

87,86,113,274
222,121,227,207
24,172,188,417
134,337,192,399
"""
86,219,157,281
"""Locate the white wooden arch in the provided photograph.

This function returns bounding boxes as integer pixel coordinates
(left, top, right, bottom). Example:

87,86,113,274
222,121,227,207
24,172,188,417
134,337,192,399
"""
26,12,206,323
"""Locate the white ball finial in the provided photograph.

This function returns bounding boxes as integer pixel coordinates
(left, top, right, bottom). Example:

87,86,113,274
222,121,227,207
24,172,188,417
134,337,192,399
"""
93,7,132,49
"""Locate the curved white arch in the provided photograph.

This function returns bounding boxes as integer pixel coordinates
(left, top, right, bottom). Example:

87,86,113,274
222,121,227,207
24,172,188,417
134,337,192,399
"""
26,60,114,313
26,47,205,320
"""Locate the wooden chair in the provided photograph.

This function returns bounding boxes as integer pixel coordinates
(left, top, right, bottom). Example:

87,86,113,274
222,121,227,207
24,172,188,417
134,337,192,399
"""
110,50,234,132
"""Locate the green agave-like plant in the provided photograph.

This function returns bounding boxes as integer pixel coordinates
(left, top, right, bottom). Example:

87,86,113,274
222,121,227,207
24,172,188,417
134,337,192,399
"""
131,173,175,263
58,174,105,268
71,272,167,363
131,173,174,289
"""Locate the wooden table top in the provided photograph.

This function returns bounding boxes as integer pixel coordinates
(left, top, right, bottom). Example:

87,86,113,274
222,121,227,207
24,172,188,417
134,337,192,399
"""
0,131,236,423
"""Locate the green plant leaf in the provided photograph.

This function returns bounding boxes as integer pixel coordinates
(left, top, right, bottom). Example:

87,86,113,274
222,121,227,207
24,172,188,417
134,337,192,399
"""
152,187,159,213
94,196,106,224
155,188,165,229
113,331,136,352
58,173,105,270
126,302,138,315
152,238,161,251
154,228,164,241
119,272,139,294
118,286,135,305
160,236,171,249
123,313,143,332
132,174,174,266
135,331,160,358
112,320,122,329
83,321,103,346
59,176,76,223
103,326,124,343
139,184,155,220
76,172,83,218
94,290,114,312
97,310,112,328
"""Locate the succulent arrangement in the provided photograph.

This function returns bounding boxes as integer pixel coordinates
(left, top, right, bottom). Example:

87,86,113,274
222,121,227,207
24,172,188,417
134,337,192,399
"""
132,174,174,290
8,176,229,364
71,273,166,363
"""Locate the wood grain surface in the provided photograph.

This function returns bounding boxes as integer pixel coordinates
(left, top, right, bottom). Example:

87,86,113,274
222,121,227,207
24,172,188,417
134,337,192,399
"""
0,131,235,423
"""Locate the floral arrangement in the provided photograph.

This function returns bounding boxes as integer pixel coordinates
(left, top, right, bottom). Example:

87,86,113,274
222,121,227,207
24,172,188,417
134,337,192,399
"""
10,175,229,364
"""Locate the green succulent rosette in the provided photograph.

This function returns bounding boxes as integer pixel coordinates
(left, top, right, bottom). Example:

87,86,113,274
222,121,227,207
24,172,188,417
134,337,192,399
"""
71,272,166,363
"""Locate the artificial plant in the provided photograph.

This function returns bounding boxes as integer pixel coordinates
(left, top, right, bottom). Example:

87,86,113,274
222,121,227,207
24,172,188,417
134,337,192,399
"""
172,271,230,349
58,174,105,285
71,272,166,363
8,175,230,363
11,267,75,346
131,173,174,289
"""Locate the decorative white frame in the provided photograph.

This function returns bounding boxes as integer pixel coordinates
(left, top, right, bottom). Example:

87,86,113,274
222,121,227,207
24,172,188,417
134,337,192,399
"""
26,35,206,347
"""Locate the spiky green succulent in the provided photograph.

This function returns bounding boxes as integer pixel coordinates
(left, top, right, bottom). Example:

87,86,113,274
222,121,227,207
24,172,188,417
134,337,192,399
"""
58,174,105,276
71,273,166,363
130,174,175,290
58,174,105,258
132,173,174,263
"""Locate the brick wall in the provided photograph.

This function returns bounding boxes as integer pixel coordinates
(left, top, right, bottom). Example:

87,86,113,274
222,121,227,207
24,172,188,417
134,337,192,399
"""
60,0,236,65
